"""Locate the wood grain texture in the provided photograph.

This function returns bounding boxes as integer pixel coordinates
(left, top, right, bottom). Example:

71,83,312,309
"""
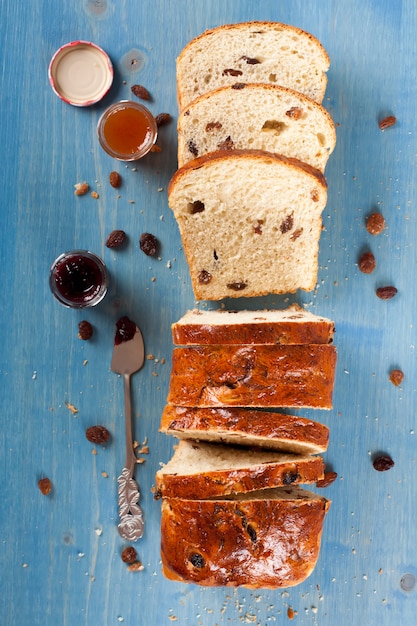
1,0,417,624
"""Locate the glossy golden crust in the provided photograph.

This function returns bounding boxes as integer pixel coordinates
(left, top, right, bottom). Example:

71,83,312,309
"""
160,490,330,588
160,406,330,454
172,311,335,346
167,344,337,409
155,452,324,499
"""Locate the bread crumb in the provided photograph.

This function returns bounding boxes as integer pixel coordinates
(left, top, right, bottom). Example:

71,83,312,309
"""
65,401,78,415
147,354,155,360
127,561,144,572
92,449,97,455
91,191,99,199
74,182,89,195
101,471,108,478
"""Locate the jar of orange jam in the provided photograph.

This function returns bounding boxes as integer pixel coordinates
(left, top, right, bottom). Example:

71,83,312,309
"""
97,100,157,160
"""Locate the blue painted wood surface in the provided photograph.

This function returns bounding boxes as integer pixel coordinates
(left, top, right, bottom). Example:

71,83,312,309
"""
1,0,417,624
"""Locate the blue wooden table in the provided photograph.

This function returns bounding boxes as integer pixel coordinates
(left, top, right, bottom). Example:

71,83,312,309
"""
1,1,417,624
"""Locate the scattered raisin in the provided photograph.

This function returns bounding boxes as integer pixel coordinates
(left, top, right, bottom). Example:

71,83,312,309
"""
38,477,52,495
376,285,397,300
280,214,294,234
231,83,246,90
121,546,138,564
206,121,222,132
316,471,338,488
389,369,404,386
198,270,212,284
379,115,396,130
188,140,198,157
217,136,234,150
78,320,93,340
131,84,150,100
139,232,158,256
106,229,126,248
366,212,385,235
254,219,263,235
373,454,394,472
189,553,205,568
358,251,376,274
311,188,320,202
86,425,110,445
155,112,172,127
286,107,303,119
227,282,247,291
222,68,243,76
109,171,121,188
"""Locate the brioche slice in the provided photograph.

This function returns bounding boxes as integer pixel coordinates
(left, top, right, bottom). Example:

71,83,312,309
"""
172,304,335,346
160,486,330,588
155,439,324,499
167,344,337,409
178,83,336,171
160,406,329,455
168,150,327,300
176,21,330,110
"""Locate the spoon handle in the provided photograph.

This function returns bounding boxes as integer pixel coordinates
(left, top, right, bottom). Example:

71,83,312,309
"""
117,373,144,541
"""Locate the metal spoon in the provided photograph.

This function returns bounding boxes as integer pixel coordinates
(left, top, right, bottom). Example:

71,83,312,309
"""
111,316,145,541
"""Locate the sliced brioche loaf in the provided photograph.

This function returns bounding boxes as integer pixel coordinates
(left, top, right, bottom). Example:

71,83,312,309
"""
167,344,337,409
160,406,329,455
176,21,330,110
155,439,324,499
178,83,336,171
172,304,335,346
167,150,328,300
160,486,330,588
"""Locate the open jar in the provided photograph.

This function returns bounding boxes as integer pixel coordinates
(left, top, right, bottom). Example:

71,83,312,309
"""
97,100,158,161
49,250,108,308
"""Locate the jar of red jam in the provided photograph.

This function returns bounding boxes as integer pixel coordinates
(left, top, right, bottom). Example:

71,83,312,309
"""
97,100,158,161
49,250,108,308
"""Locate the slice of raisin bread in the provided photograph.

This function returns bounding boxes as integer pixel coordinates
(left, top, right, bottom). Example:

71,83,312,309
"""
155,439,324,499
160,486,330,588
178,84,336,171
171,305,335,346
160,406,329,455
167,343,337,409
167,149,328,300
176,21,330,110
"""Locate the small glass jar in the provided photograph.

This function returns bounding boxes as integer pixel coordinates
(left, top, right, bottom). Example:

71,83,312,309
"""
49,250,108,308
97,100,158,161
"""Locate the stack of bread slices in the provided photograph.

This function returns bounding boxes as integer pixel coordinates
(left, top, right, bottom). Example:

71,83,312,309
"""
156,305,337,588
168,21,336,301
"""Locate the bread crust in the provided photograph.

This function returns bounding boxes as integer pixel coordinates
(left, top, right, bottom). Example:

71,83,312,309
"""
160,406,330,455
167,344,337,409
172,305,335,346
160,489,330,588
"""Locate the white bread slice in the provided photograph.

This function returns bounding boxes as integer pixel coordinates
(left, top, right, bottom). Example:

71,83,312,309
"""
178,83,336,171
160,406,329,455
155,439,324,499
167,343,337,409
160,486,330,588
167,149,328,300
176,22,330,110
171,304,335,346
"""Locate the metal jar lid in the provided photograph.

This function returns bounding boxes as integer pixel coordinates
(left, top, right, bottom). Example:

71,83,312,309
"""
48,40,113,106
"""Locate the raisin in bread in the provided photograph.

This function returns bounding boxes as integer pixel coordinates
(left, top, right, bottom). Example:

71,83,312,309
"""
167,343,337,409
176,21,330,110
160,486,330,588
160,406,329,455
155,439,324,499
172,304,335,346
178,83,336,171
167,149,328,300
